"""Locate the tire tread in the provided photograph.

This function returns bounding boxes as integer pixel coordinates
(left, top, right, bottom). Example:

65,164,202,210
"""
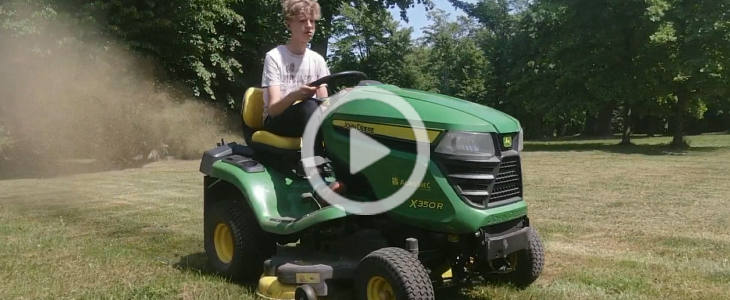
510,227,544,287
204,200,274,281
357,247,435,300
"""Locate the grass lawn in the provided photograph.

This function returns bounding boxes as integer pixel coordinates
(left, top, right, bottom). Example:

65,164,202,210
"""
1,133,729,299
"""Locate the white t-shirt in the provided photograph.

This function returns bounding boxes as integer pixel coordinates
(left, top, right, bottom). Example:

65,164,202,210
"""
260,45,330,119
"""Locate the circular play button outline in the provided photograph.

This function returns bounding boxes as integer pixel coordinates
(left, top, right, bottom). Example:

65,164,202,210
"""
347,127,391,175
301,87,431,215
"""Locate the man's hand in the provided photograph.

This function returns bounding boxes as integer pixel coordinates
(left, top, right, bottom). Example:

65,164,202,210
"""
297,84,320,99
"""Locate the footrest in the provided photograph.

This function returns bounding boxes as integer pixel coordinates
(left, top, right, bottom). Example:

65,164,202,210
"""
301,192,329,209
269,217,296,223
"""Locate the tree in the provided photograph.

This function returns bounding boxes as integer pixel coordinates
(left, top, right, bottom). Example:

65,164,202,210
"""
312,0,433,56
235,0,288,92
645,0,730,147
74,0,250,107
449,0,527,108
420,10,490,103
449,0,591,137
329,2,417,87
497,0,662,142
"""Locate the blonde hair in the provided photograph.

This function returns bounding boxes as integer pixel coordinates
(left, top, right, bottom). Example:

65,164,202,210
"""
282,0,321,20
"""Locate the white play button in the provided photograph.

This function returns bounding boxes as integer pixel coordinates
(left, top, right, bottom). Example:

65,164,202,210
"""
349,128,391,174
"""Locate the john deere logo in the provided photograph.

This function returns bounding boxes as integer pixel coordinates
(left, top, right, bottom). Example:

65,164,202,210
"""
503,136,513,148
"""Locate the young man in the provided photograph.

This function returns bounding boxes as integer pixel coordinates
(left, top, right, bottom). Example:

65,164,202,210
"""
261,0,329,137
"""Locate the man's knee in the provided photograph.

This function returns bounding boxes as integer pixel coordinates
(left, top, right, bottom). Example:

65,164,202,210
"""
294,99,319,122
299,99,319,115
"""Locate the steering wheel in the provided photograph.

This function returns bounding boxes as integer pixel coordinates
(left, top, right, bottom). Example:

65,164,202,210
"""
307,71,368,87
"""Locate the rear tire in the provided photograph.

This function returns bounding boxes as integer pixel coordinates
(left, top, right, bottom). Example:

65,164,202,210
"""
355,247,435,300
204,199,274,281
508,227,544,287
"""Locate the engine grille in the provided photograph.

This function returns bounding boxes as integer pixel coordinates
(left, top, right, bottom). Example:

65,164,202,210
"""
491,157,522,202
437,155,523,208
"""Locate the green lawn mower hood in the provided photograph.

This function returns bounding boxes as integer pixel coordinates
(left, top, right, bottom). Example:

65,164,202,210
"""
330,84,522,134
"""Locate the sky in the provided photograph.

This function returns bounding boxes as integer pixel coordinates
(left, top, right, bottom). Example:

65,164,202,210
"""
387,0,473,39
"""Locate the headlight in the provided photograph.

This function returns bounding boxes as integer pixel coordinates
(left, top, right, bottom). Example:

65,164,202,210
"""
435,131,495,157
515,129,524,152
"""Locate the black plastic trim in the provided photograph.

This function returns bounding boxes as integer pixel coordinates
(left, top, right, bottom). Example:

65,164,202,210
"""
486,196,522,208
434,153,501,164
484,227,530,260
436,150,523,209
221,155,264,173
199,145,233,175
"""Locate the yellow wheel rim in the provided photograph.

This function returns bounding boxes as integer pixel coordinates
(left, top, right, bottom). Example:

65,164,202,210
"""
213,223,234,264
367,276,395,300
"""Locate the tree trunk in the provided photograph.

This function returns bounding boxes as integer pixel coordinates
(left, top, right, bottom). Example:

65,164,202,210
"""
583,111,597,136
596,103,614,136
646,115,656,137
620,105,632,145
311,35,328,57
671,89,689,148
311,1,337,56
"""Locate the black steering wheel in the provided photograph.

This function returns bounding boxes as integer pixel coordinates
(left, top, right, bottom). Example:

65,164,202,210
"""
307,71,368,87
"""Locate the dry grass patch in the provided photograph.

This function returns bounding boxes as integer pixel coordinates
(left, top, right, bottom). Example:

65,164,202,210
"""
1,134,729,299
0,161,258,299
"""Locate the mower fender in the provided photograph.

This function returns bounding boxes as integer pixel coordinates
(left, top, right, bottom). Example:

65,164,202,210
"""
207,160,348,235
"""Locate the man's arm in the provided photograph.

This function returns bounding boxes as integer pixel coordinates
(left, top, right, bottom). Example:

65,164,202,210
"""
315,55,330,99
266,84,320,117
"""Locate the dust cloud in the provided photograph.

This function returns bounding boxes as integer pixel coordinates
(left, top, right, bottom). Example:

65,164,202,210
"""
0,19,239,178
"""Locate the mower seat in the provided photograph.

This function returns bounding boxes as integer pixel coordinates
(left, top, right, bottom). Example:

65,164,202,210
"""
242,88,301,151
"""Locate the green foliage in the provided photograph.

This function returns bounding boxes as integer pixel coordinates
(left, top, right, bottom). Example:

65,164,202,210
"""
329,2,423,88
78,0,249,106
235,0,288,92
1,0,729,141
0,1,56,37
420,11,490,103
513,0,661,140
463,0,730,140
644,0,730,145
449,0,526,107
312,0,433,55
330,6,490,100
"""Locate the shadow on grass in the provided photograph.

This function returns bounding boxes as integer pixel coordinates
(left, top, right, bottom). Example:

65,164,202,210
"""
174,252,259,289
524,142,723,155
435,285,477,300
435,282,525,299
174,252,213,275
173,253,490,299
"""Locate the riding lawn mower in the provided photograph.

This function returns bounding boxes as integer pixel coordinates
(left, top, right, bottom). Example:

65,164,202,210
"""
199,72,544,300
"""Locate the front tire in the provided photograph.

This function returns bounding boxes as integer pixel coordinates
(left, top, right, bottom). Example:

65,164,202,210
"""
355,247,435,300
204,199,273,281
508,227,544,287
